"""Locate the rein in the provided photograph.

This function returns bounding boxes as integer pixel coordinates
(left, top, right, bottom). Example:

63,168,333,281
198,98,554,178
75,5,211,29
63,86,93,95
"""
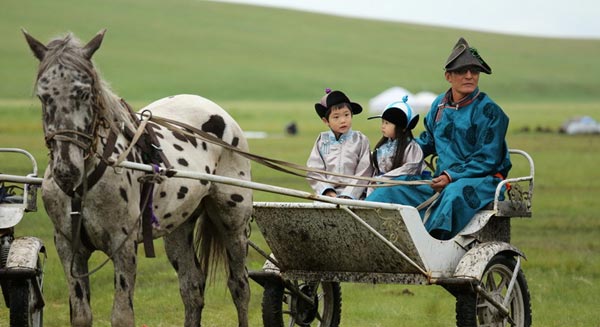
148,115,439,212
149,115,432,189
47,94,436,278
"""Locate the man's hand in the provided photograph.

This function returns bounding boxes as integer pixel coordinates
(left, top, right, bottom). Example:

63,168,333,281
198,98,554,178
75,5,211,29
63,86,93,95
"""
431,174,450,192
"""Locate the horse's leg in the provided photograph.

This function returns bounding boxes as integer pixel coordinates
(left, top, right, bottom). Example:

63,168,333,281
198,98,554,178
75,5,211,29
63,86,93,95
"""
164,216,204,327
206,199,251,327
55,231,93,326
223,221,250,327
110,239,138,327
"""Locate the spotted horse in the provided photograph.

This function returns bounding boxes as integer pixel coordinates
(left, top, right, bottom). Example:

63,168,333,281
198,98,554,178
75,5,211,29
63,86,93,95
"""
24,29,252,326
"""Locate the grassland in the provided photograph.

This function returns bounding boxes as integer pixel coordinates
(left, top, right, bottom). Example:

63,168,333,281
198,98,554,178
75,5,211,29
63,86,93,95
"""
1,0,600,326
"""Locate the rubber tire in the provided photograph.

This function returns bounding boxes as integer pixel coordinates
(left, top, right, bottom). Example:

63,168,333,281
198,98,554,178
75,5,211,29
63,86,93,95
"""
455,255,532,327
262,280,342,327
8,259,43,327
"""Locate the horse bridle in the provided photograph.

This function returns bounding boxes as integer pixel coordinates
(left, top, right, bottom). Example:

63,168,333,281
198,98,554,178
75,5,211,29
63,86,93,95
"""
42,86,107,162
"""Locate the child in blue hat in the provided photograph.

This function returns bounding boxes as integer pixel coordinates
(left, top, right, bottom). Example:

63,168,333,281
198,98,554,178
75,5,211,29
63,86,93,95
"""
366,96,426,196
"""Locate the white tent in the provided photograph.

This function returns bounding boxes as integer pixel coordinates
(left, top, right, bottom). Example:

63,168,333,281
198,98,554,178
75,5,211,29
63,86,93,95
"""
369,87,437,114
412,91,438,112
559,116,600,134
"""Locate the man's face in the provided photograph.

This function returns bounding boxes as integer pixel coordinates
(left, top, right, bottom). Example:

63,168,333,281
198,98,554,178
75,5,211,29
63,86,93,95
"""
445,65,481,100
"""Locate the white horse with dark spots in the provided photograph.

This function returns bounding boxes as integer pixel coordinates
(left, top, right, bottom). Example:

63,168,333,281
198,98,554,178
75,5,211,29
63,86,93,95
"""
24,29,252,326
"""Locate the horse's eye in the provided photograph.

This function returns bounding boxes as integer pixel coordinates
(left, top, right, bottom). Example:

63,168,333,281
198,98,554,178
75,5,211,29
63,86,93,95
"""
73,86,91,101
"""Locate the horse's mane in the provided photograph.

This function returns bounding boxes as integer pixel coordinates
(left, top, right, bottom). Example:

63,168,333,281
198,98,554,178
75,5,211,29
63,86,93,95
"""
36,33,135,132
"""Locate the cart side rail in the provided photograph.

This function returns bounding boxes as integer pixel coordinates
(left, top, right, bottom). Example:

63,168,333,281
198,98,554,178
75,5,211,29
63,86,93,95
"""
494,149,535,216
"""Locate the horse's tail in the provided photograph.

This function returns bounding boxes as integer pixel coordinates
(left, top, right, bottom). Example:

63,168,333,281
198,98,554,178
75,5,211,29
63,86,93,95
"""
194,209,227,281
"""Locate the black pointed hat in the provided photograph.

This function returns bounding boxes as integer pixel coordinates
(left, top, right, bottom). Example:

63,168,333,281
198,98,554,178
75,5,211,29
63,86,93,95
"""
314,89,362,118
444,37,492,74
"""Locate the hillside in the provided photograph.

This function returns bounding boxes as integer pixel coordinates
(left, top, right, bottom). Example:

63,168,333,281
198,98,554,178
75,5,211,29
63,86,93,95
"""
2,0,600,103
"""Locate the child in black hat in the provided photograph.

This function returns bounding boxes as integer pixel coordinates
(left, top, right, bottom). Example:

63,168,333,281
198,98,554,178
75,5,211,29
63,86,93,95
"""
306,88,373,199
366,97,426,195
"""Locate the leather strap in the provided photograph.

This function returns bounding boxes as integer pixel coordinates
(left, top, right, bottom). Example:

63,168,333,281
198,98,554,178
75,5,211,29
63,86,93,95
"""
150,115,430,189
140,181,155,258
68,129,119,198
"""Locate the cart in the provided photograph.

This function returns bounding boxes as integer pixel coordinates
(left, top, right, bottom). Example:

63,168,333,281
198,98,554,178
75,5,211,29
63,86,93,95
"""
248,149,534,327
0,148,46,327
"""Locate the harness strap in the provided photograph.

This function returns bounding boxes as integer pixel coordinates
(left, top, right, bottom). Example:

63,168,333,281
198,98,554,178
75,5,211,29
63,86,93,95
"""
120,99,172,169
71,130,119,197
119,99,171,257
70,195,83,252
140,181,156,258
114,118,148,167
150,115,431,189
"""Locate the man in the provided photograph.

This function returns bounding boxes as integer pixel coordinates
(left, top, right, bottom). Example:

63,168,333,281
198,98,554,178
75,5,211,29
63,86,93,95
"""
367,37,512,240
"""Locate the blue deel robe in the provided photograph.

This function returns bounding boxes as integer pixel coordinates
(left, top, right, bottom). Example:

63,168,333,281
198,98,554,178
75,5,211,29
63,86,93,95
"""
366,88,512,239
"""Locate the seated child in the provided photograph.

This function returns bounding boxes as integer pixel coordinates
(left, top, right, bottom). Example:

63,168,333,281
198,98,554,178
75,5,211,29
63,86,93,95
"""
260,89,373,277
307,88,373,199
366,97,426,196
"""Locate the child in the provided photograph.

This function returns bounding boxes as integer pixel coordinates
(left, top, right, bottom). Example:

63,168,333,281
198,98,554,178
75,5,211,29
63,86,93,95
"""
306,88,373,199
366,97,426,197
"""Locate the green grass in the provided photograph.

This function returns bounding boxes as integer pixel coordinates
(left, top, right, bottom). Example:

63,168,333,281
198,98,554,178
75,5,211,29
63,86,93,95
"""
2,100,600,326
1,0,600,326
2,0,600,103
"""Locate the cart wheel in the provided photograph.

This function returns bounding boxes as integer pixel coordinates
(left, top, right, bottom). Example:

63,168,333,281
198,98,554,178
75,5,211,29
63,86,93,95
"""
262,279,342,327
455,255,531,327
9,258,43,327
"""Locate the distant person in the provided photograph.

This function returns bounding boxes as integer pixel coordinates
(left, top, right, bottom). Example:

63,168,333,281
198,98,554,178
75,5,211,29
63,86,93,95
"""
367,37,512,240
366,96,426,196
285,121,298,135
307,88,373,199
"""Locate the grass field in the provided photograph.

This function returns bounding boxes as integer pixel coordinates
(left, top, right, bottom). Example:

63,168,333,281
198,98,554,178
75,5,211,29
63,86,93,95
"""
1,99,599,326
1,0,600,326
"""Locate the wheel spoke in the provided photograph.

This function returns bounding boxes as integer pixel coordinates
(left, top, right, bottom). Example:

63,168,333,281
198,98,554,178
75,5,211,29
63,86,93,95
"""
497,273,509,292
477,301,493,310
484,271,497,291
315,310,324,322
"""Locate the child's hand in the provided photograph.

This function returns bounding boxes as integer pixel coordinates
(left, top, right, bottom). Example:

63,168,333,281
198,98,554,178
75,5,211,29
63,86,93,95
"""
324,190,337,197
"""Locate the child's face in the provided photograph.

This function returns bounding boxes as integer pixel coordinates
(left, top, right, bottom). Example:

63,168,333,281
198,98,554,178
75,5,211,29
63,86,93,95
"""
381,119,397,139
322,106,353,135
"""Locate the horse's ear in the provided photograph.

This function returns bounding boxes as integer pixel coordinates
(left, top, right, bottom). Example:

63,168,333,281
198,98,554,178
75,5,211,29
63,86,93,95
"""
82,29,107,60
22,28,48,62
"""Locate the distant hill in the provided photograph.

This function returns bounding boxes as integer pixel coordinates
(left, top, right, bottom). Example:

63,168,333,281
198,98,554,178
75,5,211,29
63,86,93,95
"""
2,0,599,102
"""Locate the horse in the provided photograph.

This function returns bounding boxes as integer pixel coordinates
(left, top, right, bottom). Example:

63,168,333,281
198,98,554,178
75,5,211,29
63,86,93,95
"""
23,29,252,327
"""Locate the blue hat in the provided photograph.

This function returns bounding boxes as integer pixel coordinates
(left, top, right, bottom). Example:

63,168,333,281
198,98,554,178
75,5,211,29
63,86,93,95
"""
368,95,419,130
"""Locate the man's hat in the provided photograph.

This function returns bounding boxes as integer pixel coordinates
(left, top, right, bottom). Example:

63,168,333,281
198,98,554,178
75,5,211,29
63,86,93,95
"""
315,88,363,118
368,96,419,130
444,37,492,74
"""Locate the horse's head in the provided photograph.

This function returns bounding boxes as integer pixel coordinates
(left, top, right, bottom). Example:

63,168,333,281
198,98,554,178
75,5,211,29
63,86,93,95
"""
24,29,107,194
